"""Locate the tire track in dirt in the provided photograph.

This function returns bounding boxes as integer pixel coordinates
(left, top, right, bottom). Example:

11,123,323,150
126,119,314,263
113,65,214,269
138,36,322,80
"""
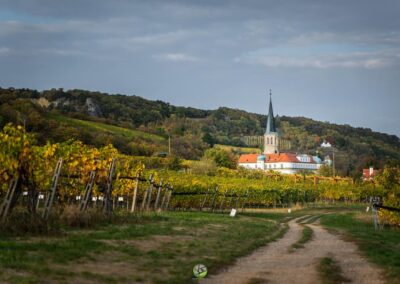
201,216,385,284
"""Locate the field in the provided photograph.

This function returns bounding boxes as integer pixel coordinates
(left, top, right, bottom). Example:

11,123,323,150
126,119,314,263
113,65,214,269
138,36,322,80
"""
50,114,165,142
0,211,284,283
0,124,399,283
0,206,399,283
214,144,261,154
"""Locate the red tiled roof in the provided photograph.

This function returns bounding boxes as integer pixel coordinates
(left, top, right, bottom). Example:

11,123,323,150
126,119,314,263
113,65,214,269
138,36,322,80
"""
238,154,259,163
265,153,299,163
363,169,378,178
238,153,317,164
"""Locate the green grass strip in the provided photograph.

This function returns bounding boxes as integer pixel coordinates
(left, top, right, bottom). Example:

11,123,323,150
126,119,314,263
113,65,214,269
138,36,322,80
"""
317,257,350,284
303,215,321,224
296,215,312,223
289,225,313,252
49,114,165,141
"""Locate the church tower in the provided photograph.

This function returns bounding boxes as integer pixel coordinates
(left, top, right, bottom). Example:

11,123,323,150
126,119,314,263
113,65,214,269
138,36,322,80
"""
264,91,280,154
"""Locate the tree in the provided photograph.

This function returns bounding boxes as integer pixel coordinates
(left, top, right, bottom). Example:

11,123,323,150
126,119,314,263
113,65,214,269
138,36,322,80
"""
376,166,400,191
318,164,333,177
202,132,215,147
203,148,237,169
166,155,182,171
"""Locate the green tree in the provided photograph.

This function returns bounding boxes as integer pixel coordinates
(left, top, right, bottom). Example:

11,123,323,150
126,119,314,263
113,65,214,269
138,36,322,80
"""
318,164,333,177
202,132,215,147
376,166,400,191
203,148,237,169
165,155,182,171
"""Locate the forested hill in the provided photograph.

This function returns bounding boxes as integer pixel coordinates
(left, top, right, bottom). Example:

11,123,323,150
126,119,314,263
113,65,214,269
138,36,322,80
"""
0,87,399,175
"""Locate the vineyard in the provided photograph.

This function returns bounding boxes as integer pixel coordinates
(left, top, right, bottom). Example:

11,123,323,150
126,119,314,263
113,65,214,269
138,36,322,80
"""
0,124,399,227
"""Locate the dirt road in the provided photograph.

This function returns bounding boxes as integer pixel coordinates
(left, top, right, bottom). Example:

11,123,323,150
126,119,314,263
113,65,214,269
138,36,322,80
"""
201,216,385,284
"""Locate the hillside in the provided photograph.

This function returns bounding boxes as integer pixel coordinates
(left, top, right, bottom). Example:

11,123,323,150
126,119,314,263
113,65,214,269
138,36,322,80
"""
0,87,399,176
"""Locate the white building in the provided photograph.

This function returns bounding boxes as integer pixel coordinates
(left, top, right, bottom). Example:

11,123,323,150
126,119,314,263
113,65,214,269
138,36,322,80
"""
238,153,322,174
238,91,324,174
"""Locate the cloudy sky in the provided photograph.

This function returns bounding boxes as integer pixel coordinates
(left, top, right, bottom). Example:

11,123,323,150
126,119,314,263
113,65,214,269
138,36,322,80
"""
1,0,399,136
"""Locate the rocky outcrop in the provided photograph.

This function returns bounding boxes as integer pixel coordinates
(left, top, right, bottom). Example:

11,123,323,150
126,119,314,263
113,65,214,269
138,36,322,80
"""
85,97,103,117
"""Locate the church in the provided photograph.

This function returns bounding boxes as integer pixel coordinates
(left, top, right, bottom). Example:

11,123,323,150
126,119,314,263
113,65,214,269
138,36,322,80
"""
238,92,324,174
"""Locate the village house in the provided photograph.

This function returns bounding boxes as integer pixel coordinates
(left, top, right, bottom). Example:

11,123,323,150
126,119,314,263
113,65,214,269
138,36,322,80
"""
238,92,327,174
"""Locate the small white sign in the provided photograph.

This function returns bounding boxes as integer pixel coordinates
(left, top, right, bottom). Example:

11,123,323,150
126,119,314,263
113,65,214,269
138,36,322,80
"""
230,208,237,217
39,194,44,200
118,197,124,202
288,208,292,213
366,206,370,212
98,196,104,201
76,196,81,200
23,191,28,196
92,197,97,201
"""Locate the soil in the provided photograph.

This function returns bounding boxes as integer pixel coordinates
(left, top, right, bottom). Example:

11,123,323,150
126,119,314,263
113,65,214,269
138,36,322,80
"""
201,216,385,284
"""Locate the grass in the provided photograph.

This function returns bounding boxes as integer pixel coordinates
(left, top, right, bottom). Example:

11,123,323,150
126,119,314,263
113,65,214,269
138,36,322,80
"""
0,211,284,284
303,215,322,224
214,144,261,154
296,215,312,223
49,114,165,142
2,205,397,283
321,212,400,282
317,256,350,284
289,225,313,252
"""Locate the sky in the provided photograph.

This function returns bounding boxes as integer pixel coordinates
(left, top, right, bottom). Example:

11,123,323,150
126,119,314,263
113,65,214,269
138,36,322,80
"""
0,0,399,137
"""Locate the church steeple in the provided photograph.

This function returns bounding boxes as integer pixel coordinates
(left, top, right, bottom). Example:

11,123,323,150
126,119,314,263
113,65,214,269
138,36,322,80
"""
265,90,276,133
263,90,280,155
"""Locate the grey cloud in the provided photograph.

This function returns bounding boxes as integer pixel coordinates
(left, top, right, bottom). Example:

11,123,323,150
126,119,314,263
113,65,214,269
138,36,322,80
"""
236,49,399,69
0,0,400,135
153,53,199,62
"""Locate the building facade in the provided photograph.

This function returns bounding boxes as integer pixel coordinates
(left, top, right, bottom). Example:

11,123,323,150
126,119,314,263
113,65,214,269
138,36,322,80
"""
238,92,324,174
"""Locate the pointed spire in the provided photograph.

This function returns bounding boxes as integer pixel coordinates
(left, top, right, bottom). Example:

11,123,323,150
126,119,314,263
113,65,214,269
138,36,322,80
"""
265,90,276,133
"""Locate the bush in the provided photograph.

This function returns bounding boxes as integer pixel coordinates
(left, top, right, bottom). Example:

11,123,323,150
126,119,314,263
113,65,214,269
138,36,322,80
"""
0,205,109,236
379,197,400,227
190,158,217,175
203,148,237,169
59,205,106,228
0,209,60,236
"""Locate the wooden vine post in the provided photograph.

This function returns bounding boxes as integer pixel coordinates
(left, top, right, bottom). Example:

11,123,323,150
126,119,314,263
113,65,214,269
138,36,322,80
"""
164,186,173,210
210,187,218,212
219,190,228,212
159,184,168,211
103,158,116,216
130,172,141,213
154,179,163,210
42,158,63,220
146,175,155,211
0,176,20,223
141,174,153,210
200,188,210,211
79,170,96,212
